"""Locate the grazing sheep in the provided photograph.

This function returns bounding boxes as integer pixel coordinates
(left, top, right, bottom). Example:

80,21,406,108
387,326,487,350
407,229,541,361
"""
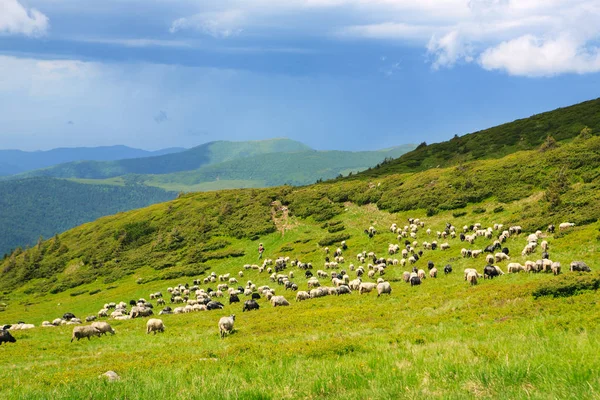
91,321,116,336
242,300,260,312
507,263,524,273
146,319,165,334
440,243,450,250
570,261,591,272
483,265,499,279
541,241,549,251
376,282,392,297
466,271,478,286
485,254,494,264
296,291,310,302
71,326,102,342
0,330,17,345
402,271,411,282
551,262,561,275
417,269,426,280
559,222,575,231
495,252,510,262
218,315,236,338
444,264,453,275
359,282,377,294
410,274,421,286
429,267,437,278
271,296,290,307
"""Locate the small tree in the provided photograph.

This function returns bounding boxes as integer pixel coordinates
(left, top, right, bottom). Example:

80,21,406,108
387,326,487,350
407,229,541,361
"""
579,126,593,140
539,135,558,152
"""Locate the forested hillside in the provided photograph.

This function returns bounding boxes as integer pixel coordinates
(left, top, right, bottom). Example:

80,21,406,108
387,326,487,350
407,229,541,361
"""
137,144,417,190
358,97,600,177
16,139,312,180
0,145,185,176
0,178,176,256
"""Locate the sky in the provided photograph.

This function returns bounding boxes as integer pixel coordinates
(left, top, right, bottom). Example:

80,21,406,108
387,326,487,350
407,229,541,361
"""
0,0,599,151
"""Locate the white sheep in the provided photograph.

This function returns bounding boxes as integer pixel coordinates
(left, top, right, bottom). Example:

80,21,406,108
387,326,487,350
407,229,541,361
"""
559,222,575,231
218,315,235,338
429,267,438,278
296,291,310,302
71,325,101,342
359,282,377,294
377,282,392,296
466,271,478,286
146,319,165,334
495,252,510,262
485,254,494,264
270,296,290,307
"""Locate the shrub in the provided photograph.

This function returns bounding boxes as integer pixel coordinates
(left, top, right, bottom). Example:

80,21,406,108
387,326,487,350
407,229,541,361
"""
70,290,88,297
426,208,438,217
472,207,486,214
532,274,600,299
327,224,345,233
452,211,467,218
493,206,504,213
89,289,102,295
318,233,351,247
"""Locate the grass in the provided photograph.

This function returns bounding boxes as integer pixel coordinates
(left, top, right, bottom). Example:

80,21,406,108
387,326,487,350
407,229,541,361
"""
1,199,600,399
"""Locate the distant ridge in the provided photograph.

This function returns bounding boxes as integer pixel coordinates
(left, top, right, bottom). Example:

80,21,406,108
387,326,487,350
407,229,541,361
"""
0,145,186,176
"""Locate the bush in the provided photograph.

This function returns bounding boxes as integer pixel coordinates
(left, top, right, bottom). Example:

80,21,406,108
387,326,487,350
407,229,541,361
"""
452,211,467,218
532,274,600,299
472,207,486,214
426,208,438,217
279,246,294,252
327,224,345,233
318,233,351,247
89,289,102,295
493,206,504,213
70,290,88,297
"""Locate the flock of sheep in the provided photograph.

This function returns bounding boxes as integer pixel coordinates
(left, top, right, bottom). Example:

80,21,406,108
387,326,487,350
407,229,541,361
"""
0,217,591,345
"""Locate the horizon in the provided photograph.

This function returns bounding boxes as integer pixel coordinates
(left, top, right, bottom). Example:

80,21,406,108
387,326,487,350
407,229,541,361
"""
1,1,599,152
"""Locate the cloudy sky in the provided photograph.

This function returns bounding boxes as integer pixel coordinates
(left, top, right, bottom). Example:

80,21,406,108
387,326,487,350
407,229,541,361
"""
1,0,599,151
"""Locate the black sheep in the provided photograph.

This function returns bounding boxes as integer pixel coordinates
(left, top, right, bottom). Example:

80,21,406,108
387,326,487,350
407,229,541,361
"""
207,301,225,310
444,264,453,275
251,293,261,300
242,300,260,312
62,313,76,321
410,276,421,286
502,247,509,255
484,265,499,279
427,261,434,270
0,330,17,345
229,294,240,304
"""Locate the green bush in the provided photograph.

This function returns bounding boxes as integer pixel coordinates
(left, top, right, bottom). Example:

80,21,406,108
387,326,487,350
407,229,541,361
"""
327,224,345,233
493,206,504,213
472,207,486,214
532,274,600,299
318,233,351,247
452,211,467,218
70,290,88,297
89,289,102,295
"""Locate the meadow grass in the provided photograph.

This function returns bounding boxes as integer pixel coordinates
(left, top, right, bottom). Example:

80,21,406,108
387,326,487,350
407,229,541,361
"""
1,200,599,399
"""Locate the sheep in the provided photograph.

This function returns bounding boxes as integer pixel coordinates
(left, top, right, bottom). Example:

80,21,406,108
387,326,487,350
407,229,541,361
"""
429,267,437,278
485,254,494,264
218,315,235,338
551,262,561,275
417,269,426,280
0,330,17,345
296,291,310,302
146,319,165,334
402,271,411,282
559,222,575,231
471,249,483,258
377,282,392,297
540,241,549,251
440,243,450,250
507,263,524,273
570,261,591,272
495,252,510,262
466,271,478,285
359,282,377,294
242,300,260,312
410,274,421,286
271,296,290,307
91,321,116,336
71,325,102,342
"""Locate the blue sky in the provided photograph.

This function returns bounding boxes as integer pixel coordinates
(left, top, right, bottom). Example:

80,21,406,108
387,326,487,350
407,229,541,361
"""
1,0,599,151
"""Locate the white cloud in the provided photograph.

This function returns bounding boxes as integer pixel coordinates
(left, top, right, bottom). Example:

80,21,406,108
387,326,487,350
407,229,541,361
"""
479,34,600,76
78,38,193,48
169,10,245,38
0,0,49,36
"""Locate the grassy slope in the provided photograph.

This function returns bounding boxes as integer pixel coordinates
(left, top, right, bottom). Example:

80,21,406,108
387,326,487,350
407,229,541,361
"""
358,97,600,177
1,135,600,398
139,144,417,191
16,138,312,180
0,177,176,256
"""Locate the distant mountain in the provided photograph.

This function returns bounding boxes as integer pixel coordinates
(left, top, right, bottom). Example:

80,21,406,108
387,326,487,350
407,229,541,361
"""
15,138,312,180
137,144,417,191
0,145,186,176
0,177,176,255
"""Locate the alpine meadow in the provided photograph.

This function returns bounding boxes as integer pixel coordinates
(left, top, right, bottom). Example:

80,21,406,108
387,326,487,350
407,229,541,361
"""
1,99,600,399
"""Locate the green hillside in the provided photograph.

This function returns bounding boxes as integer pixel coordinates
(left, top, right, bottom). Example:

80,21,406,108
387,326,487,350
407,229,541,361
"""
137,144,417,191
16,138,312,180
1,104,600,398
360,97,600,177
0,177,176,256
